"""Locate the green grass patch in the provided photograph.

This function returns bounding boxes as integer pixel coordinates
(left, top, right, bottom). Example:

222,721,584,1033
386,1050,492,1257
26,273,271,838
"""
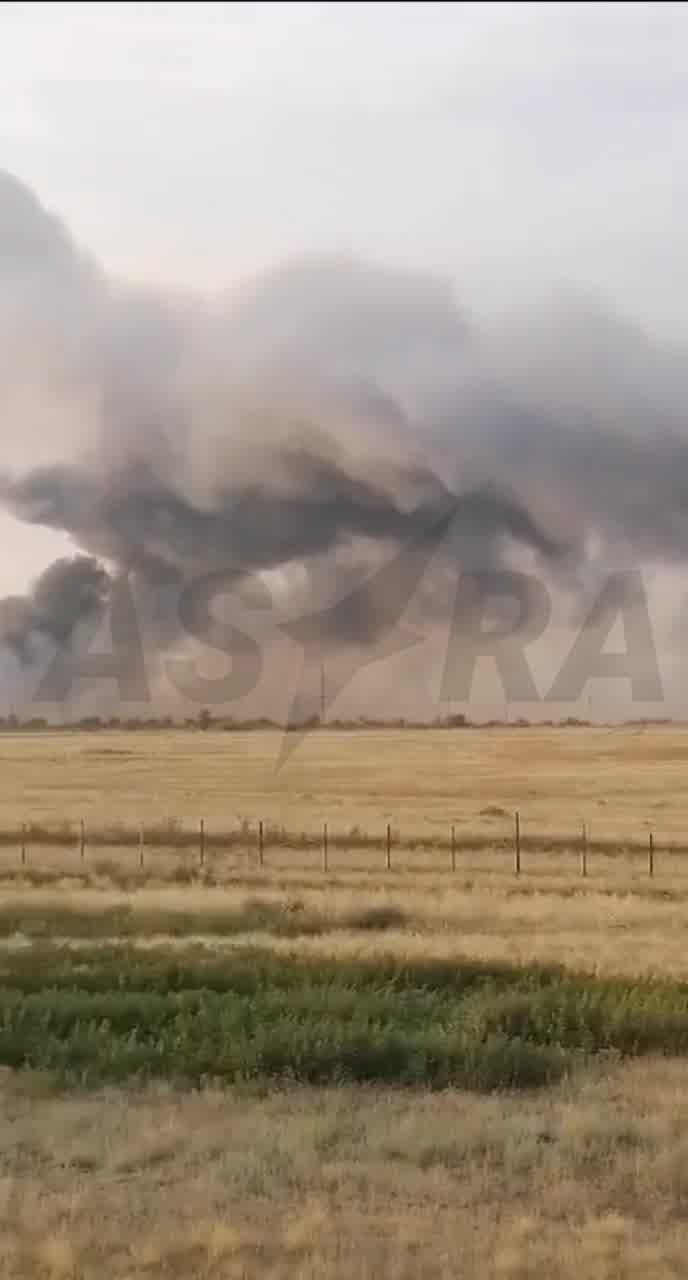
0,898,413,941
0,898,326,941
342,905,408,931
0,947,687,1092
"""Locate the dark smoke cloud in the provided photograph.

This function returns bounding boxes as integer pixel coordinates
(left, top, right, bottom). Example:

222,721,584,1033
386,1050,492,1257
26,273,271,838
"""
0,452,562,585
2,169,688,714
0,556,111,665
0,450,567,673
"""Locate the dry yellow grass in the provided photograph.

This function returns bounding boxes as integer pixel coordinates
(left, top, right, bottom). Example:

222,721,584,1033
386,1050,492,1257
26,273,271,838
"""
1,1059,688,1278
0,725,686,846
2,875,688,978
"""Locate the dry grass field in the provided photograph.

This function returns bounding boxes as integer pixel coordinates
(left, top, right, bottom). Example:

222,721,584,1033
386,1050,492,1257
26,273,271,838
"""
2,725,688,1278
0,723,686,845
2,1059,688,1280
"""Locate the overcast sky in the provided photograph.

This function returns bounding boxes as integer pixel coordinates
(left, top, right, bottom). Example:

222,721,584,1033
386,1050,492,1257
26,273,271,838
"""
2,1,687,334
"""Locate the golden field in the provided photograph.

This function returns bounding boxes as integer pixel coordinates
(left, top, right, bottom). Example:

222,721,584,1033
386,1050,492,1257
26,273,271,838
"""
2,725,688,1278
0,1059,687,1280
0,723,686,845
2,874,688,980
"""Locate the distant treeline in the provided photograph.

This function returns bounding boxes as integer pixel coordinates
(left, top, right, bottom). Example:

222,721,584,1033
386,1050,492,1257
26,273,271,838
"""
0,711,675,732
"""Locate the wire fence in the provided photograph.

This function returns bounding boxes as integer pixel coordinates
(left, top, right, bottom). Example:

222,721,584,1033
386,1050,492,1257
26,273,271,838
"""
0,813,680,880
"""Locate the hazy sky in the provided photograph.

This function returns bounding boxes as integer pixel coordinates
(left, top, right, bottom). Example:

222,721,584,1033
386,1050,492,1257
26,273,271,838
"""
2,1,688,721
2,1,687,334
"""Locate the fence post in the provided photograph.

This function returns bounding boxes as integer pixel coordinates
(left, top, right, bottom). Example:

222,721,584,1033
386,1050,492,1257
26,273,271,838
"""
451,823,456,873
322,822,329,873
139,825,144,871
514,811,521,876
386,823,392,871
580,822,588,878
258,820,264,868
200,818,205,869
21,823,26,867
649,831,655,878
79,819,86,863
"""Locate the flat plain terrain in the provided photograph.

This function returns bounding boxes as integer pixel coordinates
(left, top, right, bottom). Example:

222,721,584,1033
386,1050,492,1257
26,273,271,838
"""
2,725,688,1278
2,1059,688,1280
0,723,686,842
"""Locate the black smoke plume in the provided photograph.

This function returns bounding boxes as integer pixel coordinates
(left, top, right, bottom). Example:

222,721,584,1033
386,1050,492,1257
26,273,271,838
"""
2,169,688,716
0,556,111,665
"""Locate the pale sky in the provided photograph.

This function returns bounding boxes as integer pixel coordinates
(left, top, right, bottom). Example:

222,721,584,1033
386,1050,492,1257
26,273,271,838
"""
2,1,687,333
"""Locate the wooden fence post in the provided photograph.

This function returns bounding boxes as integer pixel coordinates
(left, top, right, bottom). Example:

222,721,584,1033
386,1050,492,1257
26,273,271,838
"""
199,818,205,868
451,823,456,873
386,823,392,871
258,820,264,868
649,831,655,878
580,822,588,878
322,822,329,873
514,811,521,876
80,819,86,863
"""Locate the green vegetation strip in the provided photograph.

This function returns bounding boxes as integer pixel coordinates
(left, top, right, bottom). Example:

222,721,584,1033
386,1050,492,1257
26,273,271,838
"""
1,948,688,1091
0,900,407,940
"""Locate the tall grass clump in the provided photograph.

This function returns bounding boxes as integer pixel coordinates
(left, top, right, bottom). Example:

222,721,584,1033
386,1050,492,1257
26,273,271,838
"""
1,948,688,1091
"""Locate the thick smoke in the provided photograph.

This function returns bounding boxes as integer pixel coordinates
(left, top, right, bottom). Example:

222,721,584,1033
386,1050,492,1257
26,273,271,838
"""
1,169,688,717
0,451,563,591
0,556,110,664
